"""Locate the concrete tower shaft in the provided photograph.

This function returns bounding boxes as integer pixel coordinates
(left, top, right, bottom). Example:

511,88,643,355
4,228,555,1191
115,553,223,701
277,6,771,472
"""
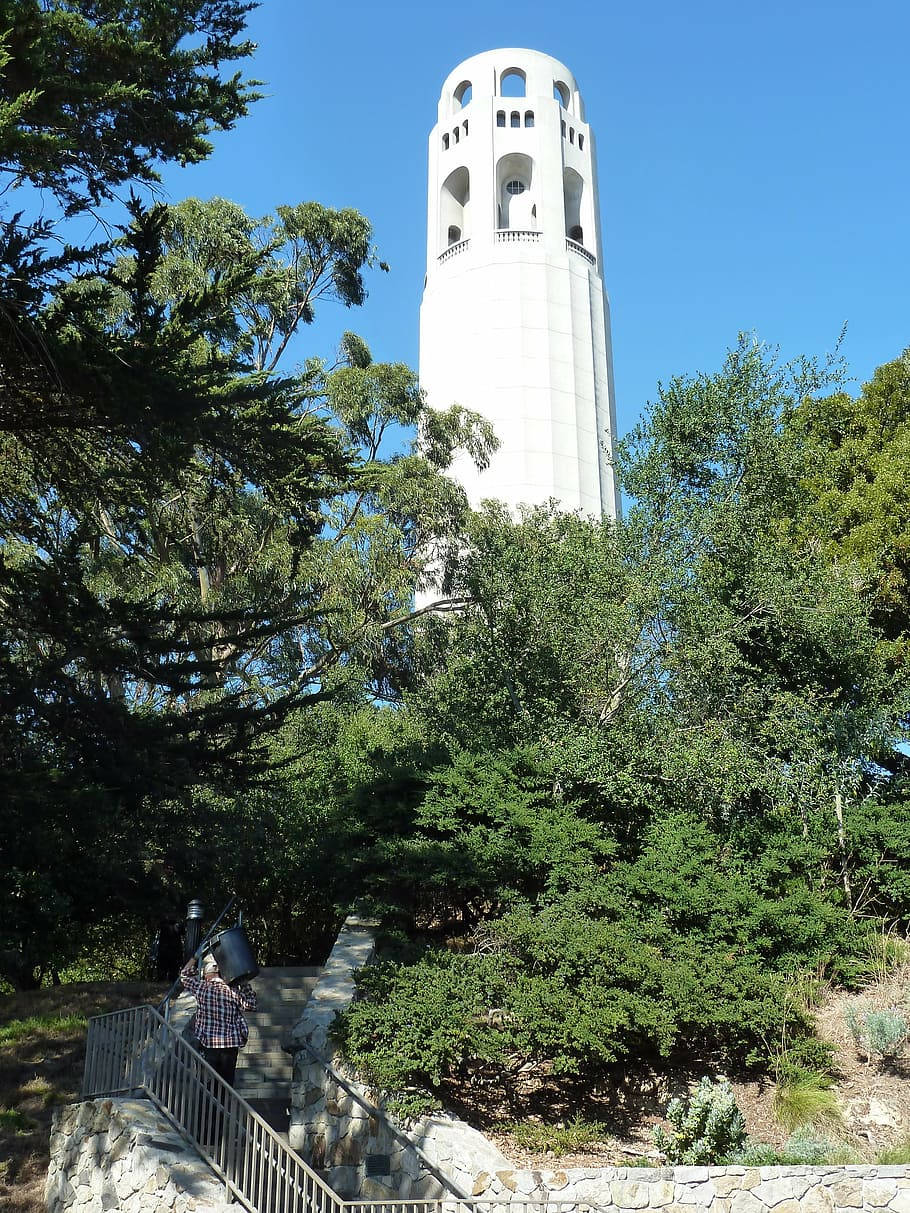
419,48,619,518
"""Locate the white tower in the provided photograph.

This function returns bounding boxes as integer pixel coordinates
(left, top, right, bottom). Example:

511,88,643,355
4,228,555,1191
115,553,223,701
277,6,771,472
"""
419,49,619,518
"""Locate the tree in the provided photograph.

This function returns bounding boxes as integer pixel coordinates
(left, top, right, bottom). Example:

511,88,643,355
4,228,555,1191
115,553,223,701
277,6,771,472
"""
790,350,910,668
0,1,259,214
332,339,906,1106
0,8,495,983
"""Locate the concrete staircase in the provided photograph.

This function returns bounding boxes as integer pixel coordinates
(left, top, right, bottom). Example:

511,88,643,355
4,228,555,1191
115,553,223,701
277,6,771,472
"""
235,966,321,1138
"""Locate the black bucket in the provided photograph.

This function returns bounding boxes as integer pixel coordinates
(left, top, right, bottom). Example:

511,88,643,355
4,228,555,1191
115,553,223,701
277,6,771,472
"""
210,925,259,985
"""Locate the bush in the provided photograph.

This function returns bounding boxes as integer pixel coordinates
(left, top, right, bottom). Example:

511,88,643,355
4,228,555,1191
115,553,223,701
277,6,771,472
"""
736,1129,854,1166
506,1116,610,1155
653,1078,746,1165
771,1065,842,1134
845,1006,910,1062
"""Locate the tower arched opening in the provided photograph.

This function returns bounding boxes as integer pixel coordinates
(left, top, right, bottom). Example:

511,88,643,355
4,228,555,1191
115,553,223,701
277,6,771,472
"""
440,165,470,252
453,80,472,109
563,167,591,247
499,68,526,97
553,80,570,108
496,153,535,230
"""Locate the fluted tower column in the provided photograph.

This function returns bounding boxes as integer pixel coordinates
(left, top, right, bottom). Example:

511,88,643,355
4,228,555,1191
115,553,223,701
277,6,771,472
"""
419,48,619,518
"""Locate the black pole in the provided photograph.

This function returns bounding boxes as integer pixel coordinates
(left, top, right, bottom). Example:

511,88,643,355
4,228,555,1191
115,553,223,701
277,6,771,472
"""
184,899,204,962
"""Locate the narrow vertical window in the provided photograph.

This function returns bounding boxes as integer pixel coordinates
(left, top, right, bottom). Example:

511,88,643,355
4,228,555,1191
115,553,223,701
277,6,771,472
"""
524,111,534,127
453,126,459,144
569,127,575,144
510,111,520,128
442,133,449,150
463,119,468,135
578,133,584,150
561,120,566,137
496,110,506,127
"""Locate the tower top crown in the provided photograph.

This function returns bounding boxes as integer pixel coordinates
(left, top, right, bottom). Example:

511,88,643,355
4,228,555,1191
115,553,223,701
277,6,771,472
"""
436,48,584,124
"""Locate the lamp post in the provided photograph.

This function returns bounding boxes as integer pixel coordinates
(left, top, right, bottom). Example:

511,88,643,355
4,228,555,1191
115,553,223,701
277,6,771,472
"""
184,899,204,962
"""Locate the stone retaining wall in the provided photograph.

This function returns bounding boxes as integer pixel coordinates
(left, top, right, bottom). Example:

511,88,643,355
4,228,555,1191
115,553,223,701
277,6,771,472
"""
288,916,910,1212
469,1163,910,1211
46,1097,240,1213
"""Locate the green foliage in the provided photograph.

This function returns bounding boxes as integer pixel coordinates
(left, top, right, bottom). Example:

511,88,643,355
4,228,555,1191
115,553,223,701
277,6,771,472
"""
771,1066,842,1134
0,0,259,213
0,1014,86,1047
877,1136,910,1164
332,950,512,1096
845,1006,910,1063
736,1129,854,1166
790,349,910,669
505,1117,610,1154
0,1,494,985
653,1078,746,1165
0,1106,33,1133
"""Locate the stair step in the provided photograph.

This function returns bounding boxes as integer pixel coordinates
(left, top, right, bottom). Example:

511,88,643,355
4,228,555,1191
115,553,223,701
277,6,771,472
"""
258,966,321,976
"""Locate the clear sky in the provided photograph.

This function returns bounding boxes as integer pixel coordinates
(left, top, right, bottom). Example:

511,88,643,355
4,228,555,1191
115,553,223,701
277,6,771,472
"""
159,0,909,440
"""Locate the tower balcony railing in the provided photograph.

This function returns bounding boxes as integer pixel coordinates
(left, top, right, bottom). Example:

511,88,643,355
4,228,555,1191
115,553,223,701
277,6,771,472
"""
496,229,541,244
438,238,470,263
566,237,596,265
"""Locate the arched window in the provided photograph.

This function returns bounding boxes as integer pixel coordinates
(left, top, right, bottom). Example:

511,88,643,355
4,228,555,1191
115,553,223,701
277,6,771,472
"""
463,119,468,135
563,167,586,246
497,153,534,230
496,110,506,127
453,126,459,143
524,111,534,127
561,120,566,138
510,111,520,128
453,80,472,109
442,133,449,150
578,133,584,150
553,81,570,108
500,68,526,97
440,166,470,252
569,127,575,144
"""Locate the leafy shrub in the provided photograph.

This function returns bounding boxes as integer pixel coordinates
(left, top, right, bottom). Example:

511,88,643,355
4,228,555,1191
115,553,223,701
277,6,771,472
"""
505,1116,609,1154
771,1065,842,1134
331,951,513,1097
653,1078,746,1164
736,1129,854,1166
845,1006,910,1062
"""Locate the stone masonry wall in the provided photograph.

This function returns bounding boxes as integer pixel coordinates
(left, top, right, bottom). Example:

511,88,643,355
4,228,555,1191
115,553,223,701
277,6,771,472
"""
46,1097,240,1213
289,916,910,1212
468,1163,910,1211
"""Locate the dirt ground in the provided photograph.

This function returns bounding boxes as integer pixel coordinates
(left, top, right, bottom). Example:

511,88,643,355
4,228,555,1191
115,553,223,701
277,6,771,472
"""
482,970,910,1168
0,982,166,1213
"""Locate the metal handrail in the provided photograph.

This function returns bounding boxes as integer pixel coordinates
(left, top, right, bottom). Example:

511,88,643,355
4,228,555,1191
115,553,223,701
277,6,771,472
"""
82,1005,606,1213
84,1003,343,1213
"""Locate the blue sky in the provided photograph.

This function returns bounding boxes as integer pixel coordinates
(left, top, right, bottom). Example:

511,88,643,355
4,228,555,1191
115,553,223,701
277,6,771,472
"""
159,0,909,440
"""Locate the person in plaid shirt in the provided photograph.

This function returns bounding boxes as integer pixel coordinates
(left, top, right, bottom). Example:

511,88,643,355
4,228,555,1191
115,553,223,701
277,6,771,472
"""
180,955,257,1087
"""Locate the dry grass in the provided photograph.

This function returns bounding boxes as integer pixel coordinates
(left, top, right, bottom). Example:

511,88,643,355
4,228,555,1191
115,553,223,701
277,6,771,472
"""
0,981,166,1213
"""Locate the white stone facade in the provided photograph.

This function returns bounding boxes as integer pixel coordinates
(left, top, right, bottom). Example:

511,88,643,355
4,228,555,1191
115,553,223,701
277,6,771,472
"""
419,48,619,518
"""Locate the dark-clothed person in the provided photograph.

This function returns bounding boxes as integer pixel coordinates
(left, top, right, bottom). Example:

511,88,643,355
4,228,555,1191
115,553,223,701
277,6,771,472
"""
180,956,256,1087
